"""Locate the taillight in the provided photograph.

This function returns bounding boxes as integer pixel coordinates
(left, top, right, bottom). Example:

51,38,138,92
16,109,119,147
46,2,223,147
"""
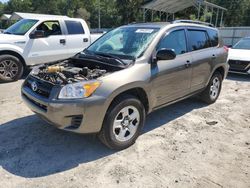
223,46,229,52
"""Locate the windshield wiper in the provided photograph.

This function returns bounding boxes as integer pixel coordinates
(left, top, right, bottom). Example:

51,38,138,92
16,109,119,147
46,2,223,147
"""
3,31,13,34
83,50,126,66
94,52,126,65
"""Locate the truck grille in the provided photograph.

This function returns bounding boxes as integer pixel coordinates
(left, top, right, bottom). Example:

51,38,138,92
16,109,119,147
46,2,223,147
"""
25,76,54,98
228,60,250,72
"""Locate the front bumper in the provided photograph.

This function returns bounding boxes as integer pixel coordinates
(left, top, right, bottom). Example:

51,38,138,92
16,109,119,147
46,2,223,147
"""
228,59,250,74
21,83,107,134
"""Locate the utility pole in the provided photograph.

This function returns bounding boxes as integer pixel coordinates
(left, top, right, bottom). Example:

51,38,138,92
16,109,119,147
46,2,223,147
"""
98,0,101,30
65,0,70,15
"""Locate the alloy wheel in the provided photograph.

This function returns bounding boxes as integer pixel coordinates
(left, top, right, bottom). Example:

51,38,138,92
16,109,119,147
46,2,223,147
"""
210,77,220,100
113,105,140,142
0,60,19,79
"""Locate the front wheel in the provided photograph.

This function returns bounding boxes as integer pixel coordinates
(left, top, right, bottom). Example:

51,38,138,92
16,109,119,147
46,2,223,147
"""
98,95,146,150
0,55,24,82
201,72,222,104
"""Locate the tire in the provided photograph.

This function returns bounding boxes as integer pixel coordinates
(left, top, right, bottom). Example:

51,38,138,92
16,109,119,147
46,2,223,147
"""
201,72,222,104
98,95,146,150
0,55,24,82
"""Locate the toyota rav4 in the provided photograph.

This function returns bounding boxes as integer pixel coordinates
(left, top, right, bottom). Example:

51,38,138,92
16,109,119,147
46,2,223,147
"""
22,21,229,150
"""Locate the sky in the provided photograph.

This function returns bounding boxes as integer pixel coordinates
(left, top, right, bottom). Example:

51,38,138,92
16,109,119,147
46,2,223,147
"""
0,0,9,3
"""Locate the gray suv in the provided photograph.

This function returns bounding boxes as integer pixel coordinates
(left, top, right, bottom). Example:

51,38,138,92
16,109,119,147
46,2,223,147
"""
21,21,229,150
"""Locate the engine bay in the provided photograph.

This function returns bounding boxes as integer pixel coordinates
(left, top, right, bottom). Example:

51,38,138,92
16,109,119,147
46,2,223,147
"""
31,58,117,85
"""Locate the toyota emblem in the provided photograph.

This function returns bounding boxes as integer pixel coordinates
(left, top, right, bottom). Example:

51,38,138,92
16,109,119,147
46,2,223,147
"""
31,81,38,92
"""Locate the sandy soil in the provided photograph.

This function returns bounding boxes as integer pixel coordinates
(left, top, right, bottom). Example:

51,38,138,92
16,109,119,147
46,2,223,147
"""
0,74,249,188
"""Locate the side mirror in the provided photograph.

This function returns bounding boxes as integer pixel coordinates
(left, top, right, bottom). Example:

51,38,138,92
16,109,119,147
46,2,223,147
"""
156,48,176,61
30,30,45,39
226,45,232,48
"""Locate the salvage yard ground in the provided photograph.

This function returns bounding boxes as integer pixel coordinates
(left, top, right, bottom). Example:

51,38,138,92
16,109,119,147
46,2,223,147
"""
0,74,249,188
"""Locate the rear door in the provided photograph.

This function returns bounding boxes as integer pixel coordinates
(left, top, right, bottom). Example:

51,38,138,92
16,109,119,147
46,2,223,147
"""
187,28,215,92
152,28,192,107
64,20,91,57
25,20,68,65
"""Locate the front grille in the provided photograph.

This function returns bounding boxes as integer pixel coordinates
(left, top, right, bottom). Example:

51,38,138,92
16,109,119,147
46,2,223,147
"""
25,76,54,98
228,60,250,72
22,93,47,112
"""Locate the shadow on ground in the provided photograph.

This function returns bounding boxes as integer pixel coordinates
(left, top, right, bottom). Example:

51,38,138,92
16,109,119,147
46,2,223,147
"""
227,73,250,82
0,98,205,178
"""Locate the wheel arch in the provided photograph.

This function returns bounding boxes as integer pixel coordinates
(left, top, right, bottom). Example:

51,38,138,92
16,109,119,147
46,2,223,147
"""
106,87,150,114
0,50,26,68
204,65,227,88
214,66,226,79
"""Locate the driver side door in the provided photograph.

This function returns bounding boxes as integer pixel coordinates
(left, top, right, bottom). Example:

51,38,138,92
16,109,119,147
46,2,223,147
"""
151,29,192,107
24,20,69,65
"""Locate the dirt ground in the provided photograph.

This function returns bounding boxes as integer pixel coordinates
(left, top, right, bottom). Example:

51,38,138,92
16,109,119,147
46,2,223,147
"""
0,74,249,188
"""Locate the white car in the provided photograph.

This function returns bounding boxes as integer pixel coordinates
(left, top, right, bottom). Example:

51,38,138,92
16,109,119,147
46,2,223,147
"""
228,37,250,74
0,15,103,82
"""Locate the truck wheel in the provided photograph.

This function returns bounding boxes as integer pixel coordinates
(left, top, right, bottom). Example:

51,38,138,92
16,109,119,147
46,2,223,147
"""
98,95,146,150
201,72,222,104
0,55,24,82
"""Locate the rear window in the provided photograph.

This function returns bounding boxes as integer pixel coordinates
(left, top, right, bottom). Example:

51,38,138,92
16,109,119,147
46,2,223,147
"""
207,29,219,47
65,20,85,34
188,30,210,51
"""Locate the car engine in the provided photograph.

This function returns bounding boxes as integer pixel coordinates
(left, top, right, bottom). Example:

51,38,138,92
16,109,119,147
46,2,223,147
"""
32,60,108,85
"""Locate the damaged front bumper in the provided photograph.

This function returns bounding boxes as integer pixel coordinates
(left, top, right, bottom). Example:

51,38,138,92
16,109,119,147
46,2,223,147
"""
21,78,107,134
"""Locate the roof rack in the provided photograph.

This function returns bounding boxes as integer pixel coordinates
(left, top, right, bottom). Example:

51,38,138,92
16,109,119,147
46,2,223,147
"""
172,20,214,27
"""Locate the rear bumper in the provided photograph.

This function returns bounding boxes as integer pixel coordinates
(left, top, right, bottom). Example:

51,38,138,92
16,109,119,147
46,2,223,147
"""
21,85,107,134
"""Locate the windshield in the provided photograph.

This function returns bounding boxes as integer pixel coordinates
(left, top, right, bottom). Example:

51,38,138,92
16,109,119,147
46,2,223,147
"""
4,19,38,35
233,38,250,50
87,27,160,59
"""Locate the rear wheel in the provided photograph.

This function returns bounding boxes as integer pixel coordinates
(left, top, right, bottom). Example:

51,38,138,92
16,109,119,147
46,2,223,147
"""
0,55,24,82
201,72,222,104
98,95,146,150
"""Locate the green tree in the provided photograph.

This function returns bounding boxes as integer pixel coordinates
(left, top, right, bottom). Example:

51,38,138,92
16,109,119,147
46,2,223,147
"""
116,0,144,24
1,0,250,28
74,7,90,21
209,0,250,26
32,0,61,14
4,0,32,13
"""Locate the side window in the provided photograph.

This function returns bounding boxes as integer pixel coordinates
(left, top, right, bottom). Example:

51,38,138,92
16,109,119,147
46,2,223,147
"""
157,29,187,55
188,30,210,51
207,29,219,47
36,21,62,36
65,21,85,35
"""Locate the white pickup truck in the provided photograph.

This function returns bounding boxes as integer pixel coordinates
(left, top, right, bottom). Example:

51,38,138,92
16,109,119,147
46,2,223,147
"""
0,15,103,82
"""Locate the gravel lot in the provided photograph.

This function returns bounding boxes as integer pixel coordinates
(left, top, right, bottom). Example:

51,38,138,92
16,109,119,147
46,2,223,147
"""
0,74,249,188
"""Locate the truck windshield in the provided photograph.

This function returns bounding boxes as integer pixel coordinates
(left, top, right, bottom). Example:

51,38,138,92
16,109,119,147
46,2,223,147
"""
4,19,38,35
233,38,250,50
87,26,159,59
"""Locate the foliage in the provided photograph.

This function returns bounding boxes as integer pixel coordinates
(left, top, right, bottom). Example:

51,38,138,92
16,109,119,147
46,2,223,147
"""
0,0,249,28
189,12,213,22
209,0,250,26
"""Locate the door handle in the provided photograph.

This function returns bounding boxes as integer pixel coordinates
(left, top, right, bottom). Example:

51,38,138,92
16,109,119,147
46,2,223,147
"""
185,60,191,68
60,39,66,44
83,38,89,43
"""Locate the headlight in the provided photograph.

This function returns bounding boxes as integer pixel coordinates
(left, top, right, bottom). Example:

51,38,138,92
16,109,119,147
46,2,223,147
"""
58,80,101,99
